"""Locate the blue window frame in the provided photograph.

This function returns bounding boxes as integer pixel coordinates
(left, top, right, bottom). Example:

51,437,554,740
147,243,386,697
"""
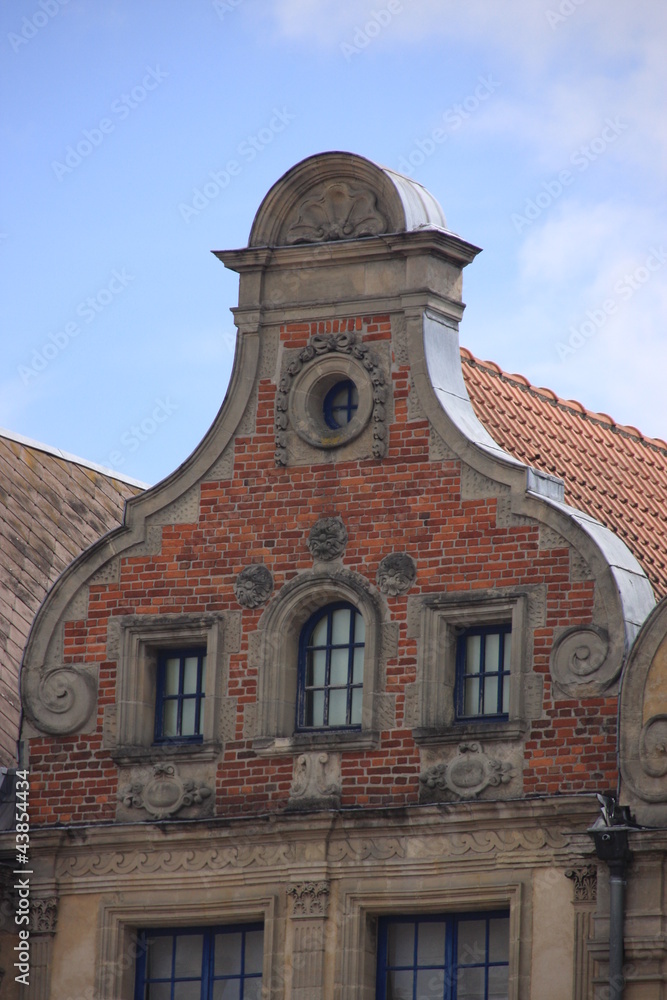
134,923,263,1000
377,912,510,1000
297,602,365,730
154,648,206,743
455,625,511,721
323,379,359,429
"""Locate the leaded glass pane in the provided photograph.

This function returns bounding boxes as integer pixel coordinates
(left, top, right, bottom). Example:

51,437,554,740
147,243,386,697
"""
328,688,348,726
173,983,202,1000
181,699,196,736
416,968,444,998
465,676,480,716
387,969,413,999
244,930,264,975
350,687,362,726
174,934,203,978
162,700,178,738
457,965,485,1000
329,646,349,686
387,922,414,968
457,920,486,965
182,656,199,694
215,933,242,976
483,673,499,715
307,690,325,727
466,634,482,673
311,616,328,646
146,935,173,978
164,658,180,695
352,644,364,683
308,649,327,688
485,632,500,670
488,918,509,962
146,984,172,1000
417,922,446,966
488,965,509,1000
212,981,240,1000
354,613,365,643
331,608,351,645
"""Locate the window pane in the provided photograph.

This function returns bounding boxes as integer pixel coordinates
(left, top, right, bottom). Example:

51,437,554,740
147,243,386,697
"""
350,687,362,726
488,918,509,962
244,930,264,975
242,979,263,1000
311,615,328,647
146,935,173,978
309,649,327,688
488,965,509,1000
329,646,349,686
484,632,500,671
174,984,203,1000
465,634,482,673
162,700,178,738
164,657,180,695
387,922,414,968
352,644,364,684
354,613,365,644
212,981,240,1000
464,676,480,716
503,632,511,667
181,699,196,736
457,920,487,966
147,984,172,1000
331,608,351,645
483,673,499,715
306,690,325,727
457,965,485,1000
328,688,348,726
182,656,200,694
175,934,203,978
387,969,413,999
416,968,444,998
417,922,446,966
215,932,242,976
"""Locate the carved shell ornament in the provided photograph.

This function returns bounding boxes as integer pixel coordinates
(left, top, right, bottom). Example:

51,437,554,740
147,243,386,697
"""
307,517,348,561
284,181,388,244
376,552,417,595
234,564,274,608
419,743,514,801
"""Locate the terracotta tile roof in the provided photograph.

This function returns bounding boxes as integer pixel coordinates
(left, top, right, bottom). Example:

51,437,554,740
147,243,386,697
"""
461,348,667,599
0,429,146,765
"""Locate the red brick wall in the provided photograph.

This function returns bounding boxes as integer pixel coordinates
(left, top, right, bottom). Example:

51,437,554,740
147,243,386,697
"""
27,316,614,825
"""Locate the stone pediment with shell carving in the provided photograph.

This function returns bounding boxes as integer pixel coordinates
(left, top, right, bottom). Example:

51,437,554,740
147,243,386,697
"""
284,181,388,244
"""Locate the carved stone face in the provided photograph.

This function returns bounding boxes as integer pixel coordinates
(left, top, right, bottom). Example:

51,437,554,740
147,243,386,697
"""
376,553,417,595
233,564,274,608
307,517,348,561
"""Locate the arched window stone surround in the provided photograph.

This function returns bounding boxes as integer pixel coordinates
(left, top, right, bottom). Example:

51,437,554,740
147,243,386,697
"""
251,568,397,755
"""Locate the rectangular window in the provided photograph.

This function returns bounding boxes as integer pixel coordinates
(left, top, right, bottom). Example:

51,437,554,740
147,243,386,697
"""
377,912,509,1000
135,923,263,999
154,648,206,743
455,625,511,721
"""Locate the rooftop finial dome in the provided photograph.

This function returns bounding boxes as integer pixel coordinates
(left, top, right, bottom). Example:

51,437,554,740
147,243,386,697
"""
248,151,447,247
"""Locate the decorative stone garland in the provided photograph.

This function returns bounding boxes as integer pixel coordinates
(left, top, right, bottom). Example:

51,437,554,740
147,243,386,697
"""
275,330,388,465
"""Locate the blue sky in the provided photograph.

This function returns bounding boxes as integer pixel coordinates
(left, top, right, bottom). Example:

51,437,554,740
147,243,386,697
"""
2,0,666,484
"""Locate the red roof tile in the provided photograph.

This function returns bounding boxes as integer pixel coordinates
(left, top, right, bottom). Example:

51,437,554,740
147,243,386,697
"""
461,348,667,599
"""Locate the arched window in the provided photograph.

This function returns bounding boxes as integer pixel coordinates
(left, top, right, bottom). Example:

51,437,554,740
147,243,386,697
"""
297,602,365,730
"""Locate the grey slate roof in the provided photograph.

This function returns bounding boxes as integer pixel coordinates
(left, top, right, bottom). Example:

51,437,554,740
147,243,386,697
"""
0,429,146,765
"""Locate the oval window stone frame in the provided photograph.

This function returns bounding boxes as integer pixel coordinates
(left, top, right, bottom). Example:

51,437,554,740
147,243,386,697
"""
288,353,374,449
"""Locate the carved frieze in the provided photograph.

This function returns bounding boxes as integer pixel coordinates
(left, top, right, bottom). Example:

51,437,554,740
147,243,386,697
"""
550,625,613,697
290,752,341,808
376,553,416,595
307,517,348,562
284,181,387,244
565,865,597,902
234,563,274,609
119,763,213,821
286,881,330,917
22,664,98,736
419,743,514,802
